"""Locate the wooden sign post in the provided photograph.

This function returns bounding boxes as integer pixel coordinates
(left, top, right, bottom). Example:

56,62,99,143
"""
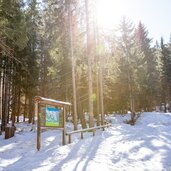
34,96,71,151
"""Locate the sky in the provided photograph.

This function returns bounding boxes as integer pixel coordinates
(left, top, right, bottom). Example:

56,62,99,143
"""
97,0,171,44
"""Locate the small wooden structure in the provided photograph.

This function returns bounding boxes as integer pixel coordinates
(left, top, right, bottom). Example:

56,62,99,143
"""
66,123,111,144
5,126,15,139
34,96,71,151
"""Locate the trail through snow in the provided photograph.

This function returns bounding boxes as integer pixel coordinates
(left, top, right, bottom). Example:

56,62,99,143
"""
0,112,171,171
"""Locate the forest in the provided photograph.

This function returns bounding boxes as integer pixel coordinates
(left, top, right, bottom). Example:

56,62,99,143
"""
1,0,171,132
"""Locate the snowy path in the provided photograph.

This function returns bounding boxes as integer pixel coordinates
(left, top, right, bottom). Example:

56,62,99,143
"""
0,112,171,171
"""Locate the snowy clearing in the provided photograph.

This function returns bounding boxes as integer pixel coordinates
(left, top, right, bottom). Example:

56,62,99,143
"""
0,112,171,171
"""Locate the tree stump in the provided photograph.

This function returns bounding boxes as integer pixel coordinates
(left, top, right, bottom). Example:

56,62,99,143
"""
5,126,15,139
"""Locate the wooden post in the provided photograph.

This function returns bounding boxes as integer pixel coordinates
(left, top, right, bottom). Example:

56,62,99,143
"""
36,102,40,151
68,134,71,144
37,113,40,151
35,101,38,119
62,107,66,145
81,132,83,139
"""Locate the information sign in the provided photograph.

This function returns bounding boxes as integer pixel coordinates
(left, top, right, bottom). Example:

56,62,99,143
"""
45,107,60,127
39,105,63,128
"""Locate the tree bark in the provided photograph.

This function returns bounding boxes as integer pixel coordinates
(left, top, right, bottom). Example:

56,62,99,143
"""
85,0,94,127
16,79,21,123
77,91,87,129
23,91,28,122
69,0,77,130
28,94,33,124
1,58,7,131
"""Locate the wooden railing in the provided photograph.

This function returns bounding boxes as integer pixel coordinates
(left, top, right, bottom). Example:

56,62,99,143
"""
66,123,112,144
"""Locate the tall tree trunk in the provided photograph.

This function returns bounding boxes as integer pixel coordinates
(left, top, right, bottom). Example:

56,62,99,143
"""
96,21,104,125
1,58,7,131
23,91,28,122
85,0,94,127
69,0,77,130
77,91,87,129
0,69,2,122
11,62,16,126
16,80,21,122
28,94,33,124
99,59,104,125
94,2,100,126
0,57,2,134
127,59,135,123
6,60,11,124
40,42,47,97
96,73,100,126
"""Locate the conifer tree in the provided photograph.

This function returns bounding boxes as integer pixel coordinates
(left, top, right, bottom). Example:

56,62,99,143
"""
158,37,171,105
117,17,136,121
0,0,29,130
135,22,158,111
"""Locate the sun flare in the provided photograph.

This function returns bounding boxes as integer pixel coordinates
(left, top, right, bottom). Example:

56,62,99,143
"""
96,0,127,29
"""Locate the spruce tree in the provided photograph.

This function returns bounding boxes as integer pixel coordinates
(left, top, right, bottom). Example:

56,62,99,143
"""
135,22,158,111
117,17,136,121
158,37,171,106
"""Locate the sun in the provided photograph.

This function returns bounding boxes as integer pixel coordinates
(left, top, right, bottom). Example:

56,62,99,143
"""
96,0,126,30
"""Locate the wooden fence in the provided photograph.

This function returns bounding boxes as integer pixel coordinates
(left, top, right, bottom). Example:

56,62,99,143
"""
66,123,112,144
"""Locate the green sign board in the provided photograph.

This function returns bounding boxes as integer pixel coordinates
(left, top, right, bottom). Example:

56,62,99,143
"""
39,105,63,128
45,107,60,127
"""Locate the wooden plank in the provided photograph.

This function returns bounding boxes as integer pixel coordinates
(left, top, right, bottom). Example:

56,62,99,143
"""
66,124,111,135
65,123,111,144
34,96,71,107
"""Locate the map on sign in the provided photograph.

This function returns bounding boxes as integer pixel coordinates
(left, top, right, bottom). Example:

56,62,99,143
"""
45,107,60,127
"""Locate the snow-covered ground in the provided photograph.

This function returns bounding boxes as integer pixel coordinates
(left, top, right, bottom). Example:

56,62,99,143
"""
0,112,171,171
